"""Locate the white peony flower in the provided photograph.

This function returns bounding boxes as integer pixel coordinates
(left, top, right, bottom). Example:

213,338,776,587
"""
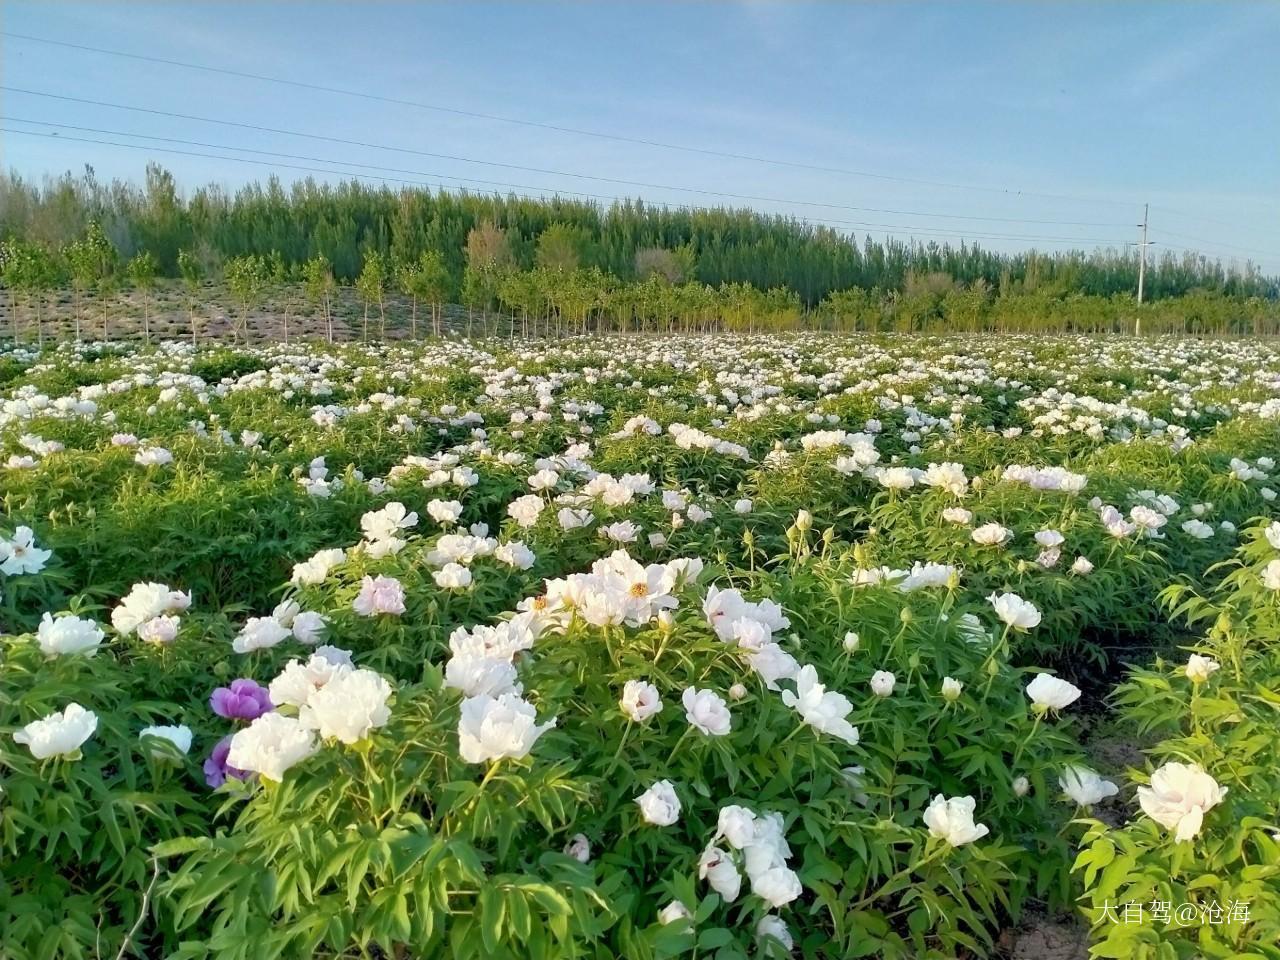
271,600,301,628
457,692,556,764
1070,556,1094,576
657,901,692,925
290,547,346,586
1059,766,1119,807
563,833,590,863
923,461,969,497
352,575,406,616
635,779,682,826
138,614,181,645
1181,519,1214,539
506,494,545,528
699,845,742,902
528,468,560,491
434,563,473,589
1184,654,1220,683
1035,530,1065,548
619,680,663,722
1025,673,1082,713
427,499,465,525
971,522,1012,546
1265,521,1280,550
781,666,859,745
299,668,393,744
290,610,327,645
716,804,759,849
988,591,1041,630
1,526,53,576
1261,559,1280,591
870,670,896,697
682,687,732,736
495,541,536,570
941,677,963,701
360,501,418,542
111,581,190,636
140,724,193,759
445,655,520,698
745,643,801,691
13,702,98,759
756,915,795,952
269,649,353,707
751,866,803,908
232,616,293,654
36,612,104,657
922,794,989,845
1137,761,1228,841
227,713,318,782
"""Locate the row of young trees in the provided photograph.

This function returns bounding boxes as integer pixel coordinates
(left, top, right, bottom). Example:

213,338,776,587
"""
3,164,1276,307
5,224,1277,342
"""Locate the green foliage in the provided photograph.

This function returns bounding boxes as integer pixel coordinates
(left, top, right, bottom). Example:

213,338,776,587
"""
1,333,1278,959
1075,521,1280,959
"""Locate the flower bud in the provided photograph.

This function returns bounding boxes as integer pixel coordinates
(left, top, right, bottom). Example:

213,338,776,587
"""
729,683,747,701
941,677,963,701
795,509,813,532
1013,776,1030,797
842,631,860,653
870,670,896,697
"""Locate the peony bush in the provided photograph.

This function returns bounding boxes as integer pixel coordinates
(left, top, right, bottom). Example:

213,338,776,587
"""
1,333,1278,959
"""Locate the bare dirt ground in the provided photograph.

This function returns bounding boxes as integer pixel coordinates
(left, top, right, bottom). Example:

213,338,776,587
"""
1002,914,1091,960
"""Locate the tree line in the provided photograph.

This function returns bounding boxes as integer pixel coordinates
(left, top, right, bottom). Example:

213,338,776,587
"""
1,163,1277,343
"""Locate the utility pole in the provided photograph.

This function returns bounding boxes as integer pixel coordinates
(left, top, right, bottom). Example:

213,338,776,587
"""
1137,203,1150,304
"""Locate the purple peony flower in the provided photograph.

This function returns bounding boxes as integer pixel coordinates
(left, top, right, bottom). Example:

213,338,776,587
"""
209,678,273,721
203,734,252,788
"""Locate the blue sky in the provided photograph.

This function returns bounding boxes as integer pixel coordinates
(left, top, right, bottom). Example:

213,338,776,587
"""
2,1,1277,272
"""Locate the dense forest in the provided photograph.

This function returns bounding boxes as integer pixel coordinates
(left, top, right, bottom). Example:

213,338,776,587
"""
1,164,1278,341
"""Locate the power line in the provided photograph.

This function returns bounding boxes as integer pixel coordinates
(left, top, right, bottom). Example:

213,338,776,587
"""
1154,205,1280,233
0,30,1144,210
0,127,1138,247
0,87,1136,229
1149,228,1280,262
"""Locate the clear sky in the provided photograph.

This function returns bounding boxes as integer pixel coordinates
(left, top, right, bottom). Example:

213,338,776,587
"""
2,1,1277,272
